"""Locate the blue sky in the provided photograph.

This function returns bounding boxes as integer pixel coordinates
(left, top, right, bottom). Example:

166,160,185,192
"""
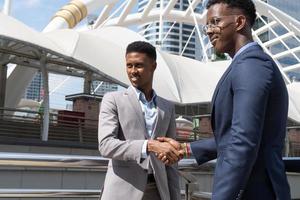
0,0,70,31
0,0,136,31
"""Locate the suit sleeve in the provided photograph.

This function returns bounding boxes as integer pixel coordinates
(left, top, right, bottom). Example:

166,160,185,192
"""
98,93,145,163
212,58,273,199
165,104,181,200
190,137,217,165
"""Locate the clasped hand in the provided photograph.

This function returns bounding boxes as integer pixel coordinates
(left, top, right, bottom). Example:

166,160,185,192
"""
148,137,184,165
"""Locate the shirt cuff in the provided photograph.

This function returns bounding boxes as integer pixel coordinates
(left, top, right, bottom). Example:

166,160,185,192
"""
141,140,148,158
189,143,194,156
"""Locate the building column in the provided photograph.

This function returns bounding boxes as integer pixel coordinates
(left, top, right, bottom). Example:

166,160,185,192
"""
2,0,12,15
0,64,7,115
83,71,92,94
40,56,49,141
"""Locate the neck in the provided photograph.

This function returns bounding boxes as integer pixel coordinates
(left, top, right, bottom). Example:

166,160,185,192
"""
137,86,153,101
230,36,253,58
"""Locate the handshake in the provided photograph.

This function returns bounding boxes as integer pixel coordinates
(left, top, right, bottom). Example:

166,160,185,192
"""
147,137,191,165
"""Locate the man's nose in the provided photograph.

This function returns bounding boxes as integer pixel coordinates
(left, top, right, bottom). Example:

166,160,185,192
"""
206,27,213,35
131,66,138,73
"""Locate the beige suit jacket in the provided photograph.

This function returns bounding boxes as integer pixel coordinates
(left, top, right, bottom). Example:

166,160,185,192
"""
98,86,181,200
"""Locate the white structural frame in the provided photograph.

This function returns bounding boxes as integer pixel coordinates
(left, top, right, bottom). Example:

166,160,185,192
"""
90,0,300,84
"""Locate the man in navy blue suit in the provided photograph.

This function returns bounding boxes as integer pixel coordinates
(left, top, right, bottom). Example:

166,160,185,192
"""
158,0,291,199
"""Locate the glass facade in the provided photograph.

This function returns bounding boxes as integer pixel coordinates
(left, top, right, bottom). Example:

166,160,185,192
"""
25,72,43,101
268,0,300,81
138,0,203,60
91,81,118,96
268,0,299,21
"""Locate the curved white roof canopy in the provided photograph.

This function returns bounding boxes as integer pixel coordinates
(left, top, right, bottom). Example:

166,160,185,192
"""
17,99,41,110
45,26,228,103
0,13,116,108
0,13,226,104
287,82,300,123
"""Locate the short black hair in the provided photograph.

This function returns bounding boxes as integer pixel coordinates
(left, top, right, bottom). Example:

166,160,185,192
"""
206,0,257,27
126,41,157,61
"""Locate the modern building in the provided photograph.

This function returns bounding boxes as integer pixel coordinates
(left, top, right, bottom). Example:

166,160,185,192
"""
138,0,204,60
91,81,118,96
267,0,300,81
24,72,43,102
268,0,299,21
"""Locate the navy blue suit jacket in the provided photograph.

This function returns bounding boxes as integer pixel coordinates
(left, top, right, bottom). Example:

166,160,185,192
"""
191,45,291,200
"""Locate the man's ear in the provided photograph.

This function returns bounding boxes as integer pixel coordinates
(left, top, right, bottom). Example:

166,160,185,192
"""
153,62,157,71
236,15,247,31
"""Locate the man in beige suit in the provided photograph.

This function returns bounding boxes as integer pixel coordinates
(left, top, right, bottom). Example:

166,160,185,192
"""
98,41,181,200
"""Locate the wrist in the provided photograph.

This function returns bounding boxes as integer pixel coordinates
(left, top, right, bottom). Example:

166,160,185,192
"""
147,140,157,153
186,143,191,157
180,142,191,158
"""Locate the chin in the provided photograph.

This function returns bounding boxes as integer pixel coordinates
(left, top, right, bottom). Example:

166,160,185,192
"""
132,83,142,89
214,46,226,54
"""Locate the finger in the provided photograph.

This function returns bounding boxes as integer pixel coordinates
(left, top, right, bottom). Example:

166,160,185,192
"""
164,159,170,165
169,140,180,149
156,137,167,142
165,151,178,163
168,145,182,158
157,153,164,160
161,155,168,162
179,152,184,160
158,137,173,142
164,144,180,162
179,149,185,157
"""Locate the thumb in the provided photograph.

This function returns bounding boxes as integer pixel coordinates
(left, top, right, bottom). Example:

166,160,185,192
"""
156,137,171,142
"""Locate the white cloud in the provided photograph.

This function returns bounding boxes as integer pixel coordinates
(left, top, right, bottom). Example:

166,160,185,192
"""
22,0,42,8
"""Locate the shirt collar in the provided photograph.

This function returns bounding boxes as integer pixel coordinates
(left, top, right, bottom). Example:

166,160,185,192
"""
232,41,258,61
132,86,157,104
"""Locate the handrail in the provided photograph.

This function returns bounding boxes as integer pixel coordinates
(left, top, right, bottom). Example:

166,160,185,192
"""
0,152,109,169
0,152,299,172
0,107,40,114
0,153,299,199
0,107,98,122
0,189,197,199
0,152,209,199
0,189,100,198
0,152,211,170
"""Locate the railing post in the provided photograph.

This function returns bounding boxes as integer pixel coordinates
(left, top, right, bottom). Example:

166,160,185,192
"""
40,55,49,141
185,183,190,200
79,119,83,143
0,64,7,117
179,171,199,200
285,131,290,157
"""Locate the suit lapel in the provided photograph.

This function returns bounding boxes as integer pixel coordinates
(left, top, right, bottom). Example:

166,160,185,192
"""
211,44,262,108
152,96,165,139
210,61,235,130
125,87,149,139
211,63,233,106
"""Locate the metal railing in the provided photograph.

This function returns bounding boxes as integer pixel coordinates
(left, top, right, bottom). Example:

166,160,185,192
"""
0,152,299,199
0,107,98,147
0,152,211,199
1,107,299,157
0,189,100,198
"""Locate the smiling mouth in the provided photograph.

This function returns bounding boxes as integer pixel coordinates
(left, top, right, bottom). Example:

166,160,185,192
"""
131,77,139,81
210,37,218,46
